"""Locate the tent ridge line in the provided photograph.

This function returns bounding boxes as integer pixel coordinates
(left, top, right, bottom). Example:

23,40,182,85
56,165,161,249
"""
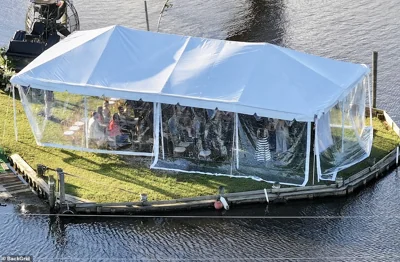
83,27,117,85
158,35,192,97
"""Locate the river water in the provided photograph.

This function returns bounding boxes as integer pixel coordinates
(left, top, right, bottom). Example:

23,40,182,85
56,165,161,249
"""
1,0,400,261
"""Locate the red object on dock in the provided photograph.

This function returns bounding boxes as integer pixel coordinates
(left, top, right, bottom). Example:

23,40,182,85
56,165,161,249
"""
214,200,223,210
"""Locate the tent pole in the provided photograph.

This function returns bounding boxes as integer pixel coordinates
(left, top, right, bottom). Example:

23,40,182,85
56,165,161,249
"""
302,121,312,186
230,112,236,175
235,113,239,169
341,100,345,153
314,116,322,182
312,153,315,185
84,96,88,148
12,85,18,142
151,102,160,168
159,104,165,160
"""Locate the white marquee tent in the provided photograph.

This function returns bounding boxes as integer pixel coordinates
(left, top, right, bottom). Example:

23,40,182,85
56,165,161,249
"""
10,25,373,185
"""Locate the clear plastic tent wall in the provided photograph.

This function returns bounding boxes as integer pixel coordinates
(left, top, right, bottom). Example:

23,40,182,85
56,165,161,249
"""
153,105,236,175
152,104,311,185
18,86,155,156
237,115,311,185
315,78,373,181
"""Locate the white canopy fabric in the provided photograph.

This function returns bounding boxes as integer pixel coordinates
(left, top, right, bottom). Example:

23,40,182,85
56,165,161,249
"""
11,25,369,121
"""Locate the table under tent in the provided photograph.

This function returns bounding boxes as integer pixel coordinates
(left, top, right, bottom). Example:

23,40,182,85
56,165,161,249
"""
10,25,372,186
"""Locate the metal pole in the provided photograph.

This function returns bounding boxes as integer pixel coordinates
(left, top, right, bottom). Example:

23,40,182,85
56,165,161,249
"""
312,153,315,186
57,168,65,206
48,175,56,211
341,100,345,153
84,96,88,148
372,51,378,108
12,85,18,141
144,0,150,31
159,104,165,160
235,113,239,169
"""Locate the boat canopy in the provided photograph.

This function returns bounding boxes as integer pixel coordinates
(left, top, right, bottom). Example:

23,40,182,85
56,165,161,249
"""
11,25,369,121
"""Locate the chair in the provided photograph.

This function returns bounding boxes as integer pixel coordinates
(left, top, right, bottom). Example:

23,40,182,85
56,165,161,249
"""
199,150,211,161
31,22,45,36
174,146,186,157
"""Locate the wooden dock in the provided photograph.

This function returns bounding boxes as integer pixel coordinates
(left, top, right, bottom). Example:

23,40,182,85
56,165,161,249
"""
7,154,91,211
0,162,32,201
5,107,400,215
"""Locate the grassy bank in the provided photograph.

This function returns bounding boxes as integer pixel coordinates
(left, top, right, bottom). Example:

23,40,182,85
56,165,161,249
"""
0,86,399,202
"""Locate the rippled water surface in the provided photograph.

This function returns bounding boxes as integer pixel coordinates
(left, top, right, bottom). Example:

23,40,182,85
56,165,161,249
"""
1,172,400,261
1,0,400,260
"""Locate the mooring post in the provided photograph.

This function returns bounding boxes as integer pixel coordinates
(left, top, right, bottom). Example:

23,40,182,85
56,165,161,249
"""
372,51,378,108
57,168,65,207
48,175,56,211
37,164,46,178
144,0,150,31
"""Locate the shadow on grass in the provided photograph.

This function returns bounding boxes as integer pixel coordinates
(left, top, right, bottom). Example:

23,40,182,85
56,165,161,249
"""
18,141,62,158
61,151,184,199
60,149,263,199
62,146,271,198
64,182,83,198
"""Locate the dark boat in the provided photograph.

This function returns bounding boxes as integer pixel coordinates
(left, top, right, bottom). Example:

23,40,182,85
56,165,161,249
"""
4,0,80,71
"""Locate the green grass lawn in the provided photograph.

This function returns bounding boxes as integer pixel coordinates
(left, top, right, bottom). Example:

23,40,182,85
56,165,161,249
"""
0,86,399,203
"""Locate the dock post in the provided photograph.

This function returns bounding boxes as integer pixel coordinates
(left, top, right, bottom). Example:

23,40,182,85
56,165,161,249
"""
48,175,56,211
37,164,46,178
57,168,65,208
144,0,150,31
372,51,378,108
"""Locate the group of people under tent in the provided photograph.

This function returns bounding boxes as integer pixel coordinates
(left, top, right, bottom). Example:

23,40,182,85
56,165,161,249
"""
87,99,153,150
161,104,294,163
251,115,293,165
162,105,234,161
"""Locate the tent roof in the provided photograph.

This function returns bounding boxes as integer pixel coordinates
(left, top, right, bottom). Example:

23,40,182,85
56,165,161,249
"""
11,25,369,121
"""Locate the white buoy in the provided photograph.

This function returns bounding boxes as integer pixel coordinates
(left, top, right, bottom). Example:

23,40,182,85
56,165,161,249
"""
219,196,229,210
264,188,269,203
